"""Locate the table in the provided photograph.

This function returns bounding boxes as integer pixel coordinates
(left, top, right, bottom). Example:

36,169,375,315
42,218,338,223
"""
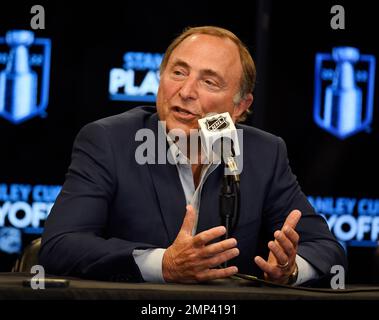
1,272,378,317
1,272,379,299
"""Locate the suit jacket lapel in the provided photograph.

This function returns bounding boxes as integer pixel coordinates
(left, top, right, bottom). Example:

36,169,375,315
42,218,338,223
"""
145,113,187,243
196,165,224,233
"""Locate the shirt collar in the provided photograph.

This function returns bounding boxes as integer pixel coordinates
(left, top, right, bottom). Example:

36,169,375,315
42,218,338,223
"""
165,129,219,166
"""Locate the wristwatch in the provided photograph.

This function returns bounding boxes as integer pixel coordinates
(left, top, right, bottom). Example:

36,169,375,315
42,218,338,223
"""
287,263,298,285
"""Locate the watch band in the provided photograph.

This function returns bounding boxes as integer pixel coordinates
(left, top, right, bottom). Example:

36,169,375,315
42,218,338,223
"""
287,263,298,285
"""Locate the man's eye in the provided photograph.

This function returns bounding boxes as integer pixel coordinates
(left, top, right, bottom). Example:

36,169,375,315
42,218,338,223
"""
204,79,217,87
173,70,184,76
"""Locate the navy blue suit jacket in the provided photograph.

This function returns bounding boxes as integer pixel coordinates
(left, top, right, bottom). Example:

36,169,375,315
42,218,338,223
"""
40,106,346,282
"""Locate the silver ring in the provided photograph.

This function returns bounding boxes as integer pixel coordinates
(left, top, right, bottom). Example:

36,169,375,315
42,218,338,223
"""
277,261,289,269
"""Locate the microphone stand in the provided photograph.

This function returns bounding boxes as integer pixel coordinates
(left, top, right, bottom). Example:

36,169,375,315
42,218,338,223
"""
219,142,240,268
220,175,238,238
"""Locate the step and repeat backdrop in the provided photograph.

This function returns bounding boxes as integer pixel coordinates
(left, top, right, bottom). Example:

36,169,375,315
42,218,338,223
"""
263,1,379,283
0,1,377,284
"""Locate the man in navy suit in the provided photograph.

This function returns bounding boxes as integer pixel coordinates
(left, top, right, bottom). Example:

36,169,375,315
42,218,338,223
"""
40,26,346,285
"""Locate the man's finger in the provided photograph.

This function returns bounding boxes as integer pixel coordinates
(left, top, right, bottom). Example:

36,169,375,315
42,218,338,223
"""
268,241,288,266
283,209,302,230
201,238,237,257
195,266,239,282
274,230,296,257
204,247,240,268
283,226,300,245
254,256,275,275
180,205,197,235
193,226,226,247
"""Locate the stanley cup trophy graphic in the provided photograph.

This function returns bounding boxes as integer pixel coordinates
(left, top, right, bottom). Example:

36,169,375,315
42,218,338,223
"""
323,47,362,136
0,30,38,121
314,46,376,139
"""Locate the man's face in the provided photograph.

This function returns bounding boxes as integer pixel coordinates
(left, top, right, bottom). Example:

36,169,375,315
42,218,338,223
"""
157,34,252,135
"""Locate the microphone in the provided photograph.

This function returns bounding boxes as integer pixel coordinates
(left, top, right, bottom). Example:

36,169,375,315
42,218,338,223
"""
198,112,241,181
213,137,240,183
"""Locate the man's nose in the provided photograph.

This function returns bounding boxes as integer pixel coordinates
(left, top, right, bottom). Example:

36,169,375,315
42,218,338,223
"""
179,77,198,101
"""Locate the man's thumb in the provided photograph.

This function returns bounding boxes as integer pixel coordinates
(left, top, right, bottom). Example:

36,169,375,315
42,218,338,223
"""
284,209,302,229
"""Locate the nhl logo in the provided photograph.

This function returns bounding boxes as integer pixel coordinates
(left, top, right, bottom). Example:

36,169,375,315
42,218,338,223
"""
205,115,230,131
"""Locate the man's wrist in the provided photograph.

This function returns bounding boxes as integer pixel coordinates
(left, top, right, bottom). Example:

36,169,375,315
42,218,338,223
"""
162,247,176,283
287,263,298,285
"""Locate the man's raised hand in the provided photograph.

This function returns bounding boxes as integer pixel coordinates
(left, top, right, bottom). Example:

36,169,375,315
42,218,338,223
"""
162,205,239,283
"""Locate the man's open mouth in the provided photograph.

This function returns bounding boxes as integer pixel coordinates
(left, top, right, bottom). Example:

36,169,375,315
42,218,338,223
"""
173,106,196,115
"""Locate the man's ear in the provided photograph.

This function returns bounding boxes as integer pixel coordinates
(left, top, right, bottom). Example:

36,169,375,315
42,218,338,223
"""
232,93,254,121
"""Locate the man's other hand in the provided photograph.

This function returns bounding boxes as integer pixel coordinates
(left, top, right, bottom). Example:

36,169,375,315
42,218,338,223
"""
254,209,302,284
162,205,239,283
